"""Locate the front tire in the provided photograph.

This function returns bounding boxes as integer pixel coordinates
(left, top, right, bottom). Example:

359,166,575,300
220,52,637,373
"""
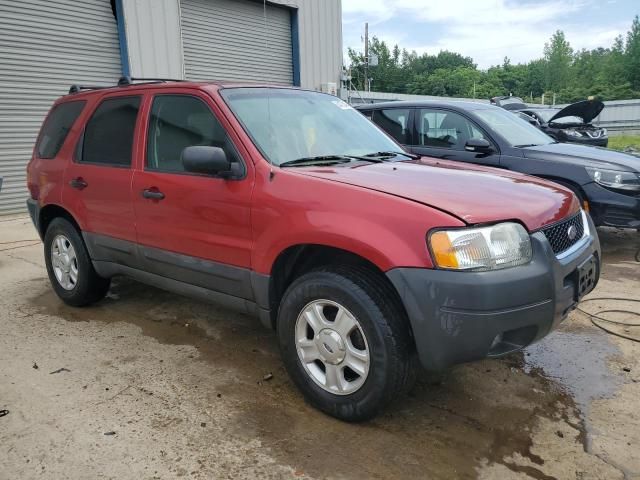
44,218,110,306
277,266,414,421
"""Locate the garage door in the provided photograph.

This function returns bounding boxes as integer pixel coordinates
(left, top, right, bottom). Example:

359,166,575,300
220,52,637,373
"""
181,0,293,85
0,0,122,215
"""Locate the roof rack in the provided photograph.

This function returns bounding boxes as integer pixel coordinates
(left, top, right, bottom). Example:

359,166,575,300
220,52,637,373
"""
68,76,185,94
68,84,109,94
117,76,184,86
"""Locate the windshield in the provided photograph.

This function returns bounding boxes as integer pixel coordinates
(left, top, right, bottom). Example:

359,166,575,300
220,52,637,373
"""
473,107,554,147
499,97,524,105
533,109,583,125
220,88,401,165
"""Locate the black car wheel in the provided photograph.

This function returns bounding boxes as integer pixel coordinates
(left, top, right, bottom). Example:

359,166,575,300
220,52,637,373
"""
277,265,414,422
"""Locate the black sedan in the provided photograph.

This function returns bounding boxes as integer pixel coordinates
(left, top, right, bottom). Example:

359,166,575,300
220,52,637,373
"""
515,100,608,147
356,100,640,229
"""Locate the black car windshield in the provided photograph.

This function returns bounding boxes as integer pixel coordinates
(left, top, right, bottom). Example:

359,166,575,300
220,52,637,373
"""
531,109,583,125
474,107,555,147
498,97,525,105
220,88,402,166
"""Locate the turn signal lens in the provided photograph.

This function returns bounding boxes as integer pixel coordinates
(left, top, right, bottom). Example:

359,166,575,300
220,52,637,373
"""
428,222,532,271
430,231,459,269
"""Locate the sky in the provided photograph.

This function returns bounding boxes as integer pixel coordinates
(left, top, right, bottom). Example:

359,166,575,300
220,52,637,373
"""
342,0,640,69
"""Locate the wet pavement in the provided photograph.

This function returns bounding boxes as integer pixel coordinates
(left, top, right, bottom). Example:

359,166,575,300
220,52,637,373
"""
1,218,639,479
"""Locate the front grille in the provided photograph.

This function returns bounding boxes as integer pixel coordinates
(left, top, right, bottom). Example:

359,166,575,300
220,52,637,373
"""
541,212,584,255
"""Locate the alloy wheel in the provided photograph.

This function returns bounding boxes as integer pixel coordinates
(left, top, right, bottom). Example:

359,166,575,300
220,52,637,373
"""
50,234,78,291
295,299,370,395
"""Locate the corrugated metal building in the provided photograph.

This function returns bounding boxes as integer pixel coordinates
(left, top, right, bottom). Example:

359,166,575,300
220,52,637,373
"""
0,0,343,215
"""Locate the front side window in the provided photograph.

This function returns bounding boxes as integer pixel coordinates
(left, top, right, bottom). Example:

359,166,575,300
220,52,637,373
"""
81,96,141,166
147,95,236,172
416,109,489,150
371,109,410,144
220,88,401,166
36,101,85,158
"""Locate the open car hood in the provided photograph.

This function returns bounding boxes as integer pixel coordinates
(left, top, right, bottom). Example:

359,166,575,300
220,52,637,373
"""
549,100,604,124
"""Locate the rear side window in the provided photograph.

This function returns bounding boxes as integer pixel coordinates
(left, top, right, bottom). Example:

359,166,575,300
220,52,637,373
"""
36,101,85,158
81,96,141,166
371,109,410,144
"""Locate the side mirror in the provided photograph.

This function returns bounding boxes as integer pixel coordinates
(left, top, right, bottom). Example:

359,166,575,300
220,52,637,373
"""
465,138,493,153
182,146,231,177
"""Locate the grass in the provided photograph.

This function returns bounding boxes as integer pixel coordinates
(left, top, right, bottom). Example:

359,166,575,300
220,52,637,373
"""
608,135,640,152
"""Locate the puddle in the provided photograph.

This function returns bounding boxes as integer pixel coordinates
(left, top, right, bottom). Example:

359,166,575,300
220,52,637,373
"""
29,277,589,479
523,325,621,414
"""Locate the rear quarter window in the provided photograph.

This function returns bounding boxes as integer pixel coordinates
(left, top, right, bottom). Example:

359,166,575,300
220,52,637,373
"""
36,101,86,158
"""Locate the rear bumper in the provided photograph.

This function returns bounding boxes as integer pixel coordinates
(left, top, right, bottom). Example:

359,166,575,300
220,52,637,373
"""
26,198,42,237
387,213,601,371
583,181,640,228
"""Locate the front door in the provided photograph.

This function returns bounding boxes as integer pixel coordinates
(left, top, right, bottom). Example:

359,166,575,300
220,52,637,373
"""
408,108,501,167
62,94,141,262
131,91,254,299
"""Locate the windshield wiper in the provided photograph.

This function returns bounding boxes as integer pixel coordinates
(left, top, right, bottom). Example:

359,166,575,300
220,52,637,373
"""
363,150,421,160
280,154,390,168
279,155,353,167
513,144,541,148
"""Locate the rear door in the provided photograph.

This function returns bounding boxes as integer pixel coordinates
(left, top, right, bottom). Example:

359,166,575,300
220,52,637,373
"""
131,90,254,298
408,107,501,167
369,108,412,145
63,94,141,260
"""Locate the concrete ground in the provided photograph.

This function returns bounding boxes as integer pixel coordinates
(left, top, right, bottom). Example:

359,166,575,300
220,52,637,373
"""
0,215,639,480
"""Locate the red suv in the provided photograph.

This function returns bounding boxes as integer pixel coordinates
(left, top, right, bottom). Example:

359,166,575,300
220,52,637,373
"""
27,79,600,421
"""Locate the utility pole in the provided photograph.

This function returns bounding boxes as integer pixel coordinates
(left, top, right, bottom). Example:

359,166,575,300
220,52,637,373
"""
364,22,369,92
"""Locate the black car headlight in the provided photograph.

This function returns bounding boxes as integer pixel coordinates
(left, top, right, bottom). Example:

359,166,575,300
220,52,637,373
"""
586,167,640,191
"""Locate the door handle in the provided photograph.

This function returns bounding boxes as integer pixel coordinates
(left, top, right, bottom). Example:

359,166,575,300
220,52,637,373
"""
142,188,165,200
69,177,88,190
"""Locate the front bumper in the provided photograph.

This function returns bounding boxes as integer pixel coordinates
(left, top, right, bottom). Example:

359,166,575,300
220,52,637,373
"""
583,181,640,228
387,214,601,371
564,136,608,147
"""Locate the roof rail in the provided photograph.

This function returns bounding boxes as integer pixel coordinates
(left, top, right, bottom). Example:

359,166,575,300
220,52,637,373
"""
117,76,184,86
68,76,185,95
68,85,109,94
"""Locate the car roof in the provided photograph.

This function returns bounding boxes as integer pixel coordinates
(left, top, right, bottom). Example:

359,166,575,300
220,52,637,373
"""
354,100,493,111
61,80,303,100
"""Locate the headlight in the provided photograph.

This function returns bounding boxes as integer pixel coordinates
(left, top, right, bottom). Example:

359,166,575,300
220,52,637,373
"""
586,167,640,191
565,130,583,138
429,222,532,271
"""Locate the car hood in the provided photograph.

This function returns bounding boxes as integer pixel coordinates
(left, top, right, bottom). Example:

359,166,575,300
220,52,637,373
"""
549,100,604,124
295,158,578,231
522,143,640,172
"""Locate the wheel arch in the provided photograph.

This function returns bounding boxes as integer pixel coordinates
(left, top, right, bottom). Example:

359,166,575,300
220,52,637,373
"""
265,244,413,338
38,204,82,238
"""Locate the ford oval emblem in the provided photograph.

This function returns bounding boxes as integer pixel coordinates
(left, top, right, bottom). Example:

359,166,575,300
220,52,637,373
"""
567,225,578,241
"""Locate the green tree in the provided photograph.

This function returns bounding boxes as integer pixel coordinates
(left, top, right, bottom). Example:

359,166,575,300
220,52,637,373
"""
626,15,640,89
543,30,573,92
345,18,640,102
